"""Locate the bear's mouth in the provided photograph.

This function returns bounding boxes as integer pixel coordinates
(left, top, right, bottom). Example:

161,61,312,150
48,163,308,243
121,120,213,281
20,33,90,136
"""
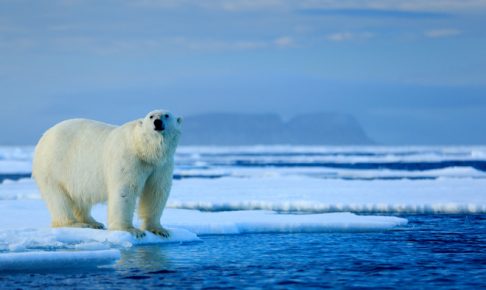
154,119,165,131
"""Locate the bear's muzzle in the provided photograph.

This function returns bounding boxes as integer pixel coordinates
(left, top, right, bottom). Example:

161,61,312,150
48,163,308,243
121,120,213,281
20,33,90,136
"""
154,119,165,131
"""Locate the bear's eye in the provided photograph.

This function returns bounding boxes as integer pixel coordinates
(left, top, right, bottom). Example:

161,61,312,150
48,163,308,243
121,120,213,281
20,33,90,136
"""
164,114,169,119
149,115,154,119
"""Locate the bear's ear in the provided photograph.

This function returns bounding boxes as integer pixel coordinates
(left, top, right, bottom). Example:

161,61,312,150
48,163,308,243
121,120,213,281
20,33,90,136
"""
177,117,183,125
138,120,142,126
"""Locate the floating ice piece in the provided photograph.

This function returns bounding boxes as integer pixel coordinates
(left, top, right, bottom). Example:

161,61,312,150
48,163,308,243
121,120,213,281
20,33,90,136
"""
168,176,486,214
169,200,486,214
0,200,200,252
0,249,120,271
176,145,486,164
163,210,408,235
0,199,405,255
0,147,33,177
1,175,485,214
174,166,486,180
0,178,38,200
0,227,200,253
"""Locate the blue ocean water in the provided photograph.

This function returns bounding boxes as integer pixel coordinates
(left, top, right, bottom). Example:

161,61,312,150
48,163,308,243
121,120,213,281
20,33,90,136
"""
1,215,485,289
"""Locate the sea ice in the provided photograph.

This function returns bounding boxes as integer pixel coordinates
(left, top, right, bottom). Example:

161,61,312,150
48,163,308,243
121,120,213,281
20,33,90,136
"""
0,199,406,266
168,176,486,214
0,249,120,271
0,145,482,271
1,174,485,213
163,209,408,235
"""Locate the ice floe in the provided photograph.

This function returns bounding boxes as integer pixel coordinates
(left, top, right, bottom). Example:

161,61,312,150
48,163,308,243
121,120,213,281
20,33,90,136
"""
0,199,406,271
0,249,120,271
168,176,486,214
1,175,485,214
163,209,407,235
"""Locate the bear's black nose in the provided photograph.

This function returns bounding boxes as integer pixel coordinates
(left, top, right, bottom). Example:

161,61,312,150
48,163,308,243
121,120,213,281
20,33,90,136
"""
154,119,164,131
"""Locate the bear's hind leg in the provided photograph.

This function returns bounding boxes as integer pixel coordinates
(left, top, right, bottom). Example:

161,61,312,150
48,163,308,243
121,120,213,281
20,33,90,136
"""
73,204,105,229
42,185,82,228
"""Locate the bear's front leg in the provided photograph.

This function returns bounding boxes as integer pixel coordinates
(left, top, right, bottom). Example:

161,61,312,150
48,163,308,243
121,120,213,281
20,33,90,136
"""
140,203,170,236
138,178,171,238
108,187,146,238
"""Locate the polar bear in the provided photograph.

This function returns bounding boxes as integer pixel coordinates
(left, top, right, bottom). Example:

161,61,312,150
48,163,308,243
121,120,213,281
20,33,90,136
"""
32,110,182,238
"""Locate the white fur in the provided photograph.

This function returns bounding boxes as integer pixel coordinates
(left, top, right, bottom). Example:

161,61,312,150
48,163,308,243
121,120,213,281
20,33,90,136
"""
32,110,182,237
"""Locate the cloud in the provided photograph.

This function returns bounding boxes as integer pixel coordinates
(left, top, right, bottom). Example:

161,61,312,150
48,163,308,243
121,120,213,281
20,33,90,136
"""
171,36,294,51
299,8,447,19
300,0,486,13
129,0,486,13
327,32,354,42
172,37,269,51
274,36,293,47
131,0,285,11
0,39,36,51
1,26,295,54
216,0,284,12
424,29,461,38
29,36,295,55
326,32,374,42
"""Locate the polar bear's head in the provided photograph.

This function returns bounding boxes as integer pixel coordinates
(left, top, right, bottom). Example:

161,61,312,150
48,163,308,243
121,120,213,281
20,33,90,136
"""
134,109,183,163
142,109,183,138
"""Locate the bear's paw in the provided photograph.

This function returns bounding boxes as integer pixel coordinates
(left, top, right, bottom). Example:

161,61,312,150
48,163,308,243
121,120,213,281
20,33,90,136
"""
148,226,170,238
126,227,146,239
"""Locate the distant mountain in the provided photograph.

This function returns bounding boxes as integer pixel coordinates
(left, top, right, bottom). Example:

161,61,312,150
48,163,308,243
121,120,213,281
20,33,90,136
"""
180,112,374,145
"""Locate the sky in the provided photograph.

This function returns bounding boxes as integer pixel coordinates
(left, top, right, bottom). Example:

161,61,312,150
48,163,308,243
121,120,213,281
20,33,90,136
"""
1,0,485,145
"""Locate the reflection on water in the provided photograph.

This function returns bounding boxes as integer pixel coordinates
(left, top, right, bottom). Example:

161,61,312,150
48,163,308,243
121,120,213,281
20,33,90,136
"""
116,246,172,272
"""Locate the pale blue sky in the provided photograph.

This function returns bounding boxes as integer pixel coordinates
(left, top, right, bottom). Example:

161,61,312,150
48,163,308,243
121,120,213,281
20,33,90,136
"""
1,0,485,144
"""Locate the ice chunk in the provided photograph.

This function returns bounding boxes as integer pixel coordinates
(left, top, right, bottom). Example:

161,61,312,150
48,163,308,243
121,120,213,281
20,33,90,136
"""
0,227,200,253
163,210,408,235
168,176,486,214
0,249,120,271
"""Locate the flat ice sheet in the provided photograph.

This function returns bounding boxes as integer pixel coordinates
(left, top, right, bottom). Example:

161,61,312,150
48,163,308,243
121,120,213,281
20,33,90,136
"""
164,209,407,235
169,176,486,214
0,200,406,254
0,200,200,253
